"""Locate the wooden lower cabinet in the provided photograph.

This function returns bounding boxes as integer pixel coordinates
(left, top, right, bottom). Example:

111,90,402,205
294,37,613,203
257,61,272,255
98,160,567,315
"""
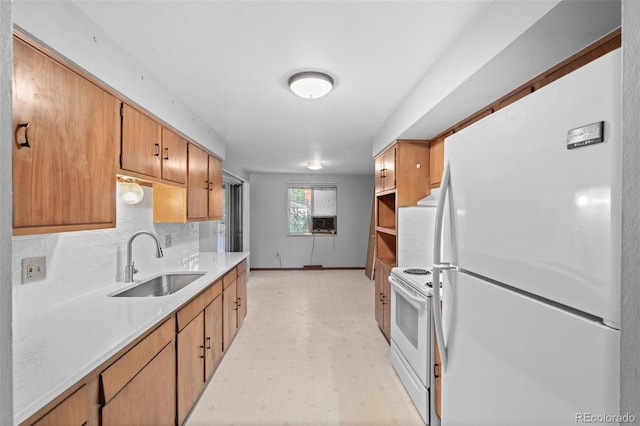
223,280,238,351
102,343,176,426
204,295,224,381
237,268,248,329
176,278,224,424
434,331,442,420
32,385,89,426
374,259,392,340
177,311,206,425
22,262,248,426
100,319,175,426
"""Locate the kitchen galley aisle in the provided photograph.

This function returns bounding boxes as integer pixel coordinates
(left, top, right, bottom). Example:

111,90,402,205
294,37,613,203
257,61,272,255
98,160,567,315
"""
186,270,423,425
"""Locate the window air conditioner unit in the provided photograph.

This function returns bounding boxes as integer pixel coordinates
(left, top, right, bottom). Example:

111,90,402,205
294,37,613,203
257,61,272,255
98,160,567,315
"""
312,216,337,234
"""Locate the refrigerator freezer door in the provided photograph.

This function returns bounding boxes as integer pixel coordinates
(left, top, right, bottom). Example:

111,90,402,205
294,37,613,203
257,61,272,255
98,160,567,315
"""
441,272,619,426
444,50,621,326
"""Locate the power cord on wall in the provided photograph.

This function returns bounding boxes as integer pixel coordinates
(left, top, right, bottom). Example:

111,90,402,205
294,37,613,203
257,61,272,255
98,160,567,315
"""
309,236,316,265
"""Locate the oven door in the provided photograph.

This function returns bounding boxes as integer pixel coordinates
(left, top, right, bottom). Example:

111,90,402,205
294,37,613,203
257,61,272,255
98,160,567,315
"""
390,274,431,387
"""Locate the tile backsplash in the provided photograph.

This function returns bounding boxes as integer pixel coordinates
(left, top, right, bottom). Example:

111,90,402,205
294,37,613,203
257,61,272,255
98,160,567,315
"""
12,183,207,312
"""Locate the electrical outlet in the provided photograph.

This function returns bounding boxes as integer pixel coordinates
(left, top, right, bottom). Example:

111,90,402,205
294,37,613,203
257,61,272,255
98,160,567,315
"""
21,256,46,284
165,234,172,248
276,252,280,258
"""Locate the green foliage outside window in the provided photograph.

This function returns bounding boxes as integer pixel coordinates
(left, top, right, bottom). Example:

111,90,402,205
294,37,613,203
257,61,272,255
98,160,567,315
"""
288,187,312,233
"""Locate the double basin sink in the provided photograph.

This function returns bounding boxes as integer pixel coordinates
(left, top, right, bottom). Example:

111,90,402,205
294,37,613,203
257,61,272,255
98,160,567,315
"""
111,272,205,297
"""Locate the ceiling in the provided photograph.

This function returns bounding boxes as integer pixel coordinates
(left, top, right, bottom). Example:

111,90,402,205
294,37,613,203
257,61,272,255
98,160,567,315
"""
68,0,492,176
56,1,621,178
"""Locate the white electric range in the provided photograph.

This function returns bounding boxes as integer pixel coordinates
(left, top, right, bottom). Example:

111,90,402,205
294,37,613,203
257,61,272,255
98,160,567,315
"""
389,266,440,425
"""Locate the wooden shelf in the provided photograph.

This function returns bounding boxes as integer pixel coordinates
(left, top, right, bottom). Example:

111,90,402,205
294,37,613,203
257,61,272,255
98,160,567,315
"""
376,226,397,236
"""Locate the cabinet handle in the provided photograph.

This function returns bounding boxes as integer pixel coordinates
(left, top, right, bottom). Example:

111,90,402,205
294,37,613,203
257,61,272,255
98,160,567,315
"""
379,292,384,302
237,297,242,307
234,300,238,311
154,143,160,156
163,147,169,160
209,181,213,191
206,337,212,350
199,345,205,359
204,180,209,190
434,362,440,378
15,123,31,148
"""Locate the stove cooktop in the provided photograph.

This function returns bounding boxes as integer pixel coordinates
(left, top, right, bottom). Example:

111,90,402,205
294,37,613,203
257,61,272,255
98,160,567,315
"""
391,266,434,296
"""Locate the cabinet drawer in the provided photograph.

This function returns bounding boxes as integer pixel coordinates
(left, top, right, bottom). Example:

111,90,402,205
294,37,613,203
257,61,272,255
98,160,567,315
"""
176,280,222,331
33,385,88,426
100,318,174,403
102,343,175,426
237,259,247,275
223,268,237,289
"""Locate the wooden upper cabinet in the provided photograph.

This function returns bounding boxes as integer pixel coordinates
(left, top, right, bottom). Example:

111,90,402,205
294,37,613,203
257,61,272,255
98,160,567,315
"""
430,136,445,189
187,144,210,220
374,147,396,193
161,128,188,184
382,147,396,192
394,141,430,207
208,155,223,220
120,103,162,179
12,36,118,235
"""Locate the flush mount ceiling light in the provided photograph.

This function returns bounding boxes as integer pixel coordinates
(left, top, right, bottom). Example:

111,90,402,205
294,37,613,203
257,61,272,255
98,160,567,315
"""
307,161,323,170
288,71,334,99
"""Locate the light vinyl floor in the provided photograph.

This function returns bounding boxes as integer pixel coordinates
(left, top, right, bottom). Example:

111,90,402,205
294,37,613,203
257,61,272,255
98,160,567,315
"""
186,270,424,426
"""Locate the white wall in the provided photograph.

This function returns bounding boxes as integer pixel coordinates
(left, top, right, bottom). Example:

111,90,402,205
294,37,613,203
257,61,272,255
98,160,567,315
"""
250,173,372,269
0,1,14,423
621,1,640,418
12,185,200,317
12,0,226,158
371,1,560,155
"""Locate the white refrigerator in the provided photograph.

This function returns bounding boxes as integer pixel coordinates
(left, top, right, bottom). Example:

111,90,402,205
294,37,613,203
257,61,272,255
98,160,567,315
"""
432,49,621,425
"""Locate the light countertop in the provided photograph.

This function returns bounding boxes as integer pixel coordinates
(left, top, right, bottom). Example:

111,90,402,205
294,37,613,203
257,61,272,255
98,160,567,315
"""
13,251,249,425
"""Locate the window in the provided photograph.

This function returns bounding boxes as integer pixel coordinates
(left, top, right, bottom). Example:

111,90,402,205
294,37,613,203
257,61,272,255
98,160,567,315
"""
287,184,337,235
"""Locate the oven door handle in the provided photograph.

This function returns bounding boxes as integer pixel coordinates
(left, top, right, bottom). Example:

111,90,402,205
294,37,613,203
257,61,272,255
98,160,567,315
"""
389,276,428,306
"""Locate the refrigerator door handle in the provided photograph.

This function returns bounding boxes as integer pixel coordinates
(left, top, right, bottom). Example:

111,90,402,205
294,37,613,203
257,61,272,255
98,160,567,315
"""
433,160,451,371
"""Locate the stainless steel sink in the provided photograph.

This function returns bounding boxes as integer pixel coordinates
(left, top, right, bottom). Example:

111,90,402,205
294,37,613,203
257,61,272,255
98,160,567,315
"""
111,273,205,297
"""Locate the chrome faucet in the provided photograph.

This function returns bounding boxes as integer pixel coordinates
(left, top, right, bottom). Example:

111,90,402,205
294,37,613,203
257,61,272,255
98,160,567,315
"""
124,230,164,283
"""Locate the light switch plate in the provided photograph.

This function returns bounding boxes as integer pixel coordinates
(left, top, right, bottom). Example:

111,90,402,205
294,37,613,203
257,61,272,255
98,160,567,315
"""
22,256,46,284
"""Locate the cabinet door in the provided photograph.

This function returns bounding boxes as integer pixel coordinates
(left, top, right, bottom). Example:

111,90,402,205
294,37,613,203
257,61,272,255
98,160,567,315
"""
102,343,175,426
237,271,248,328
434,329,442,420
204,295,224,380
430,137,445,188
12,37,117,233
177,312,205,424
382,265,391,339
223,281,238,351
374,260,385,330
383,147,396,191
161,127,188,184
121,103,162,179
33,385,89,426
187,144,209,220
374,155,385,193
208,155,223,219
